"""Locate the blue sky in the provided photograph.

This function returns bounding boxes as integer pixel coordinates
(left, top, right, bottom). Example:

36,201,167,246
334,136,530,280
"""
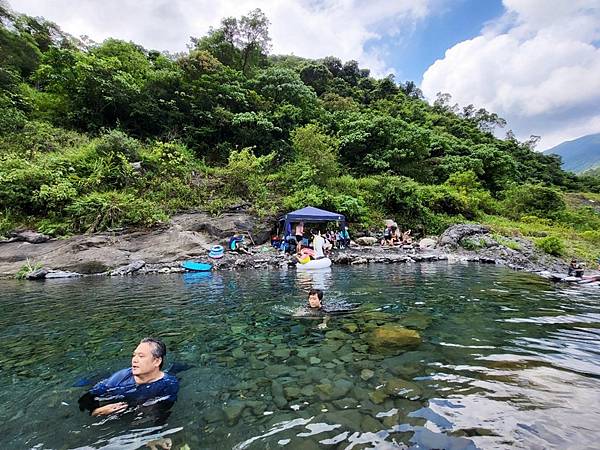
375,0,505,83
12,0,600,150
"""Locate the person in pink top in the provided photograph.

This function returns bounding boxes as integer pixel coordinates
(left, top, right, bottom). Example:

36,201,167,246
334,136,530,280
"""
295,222,304,252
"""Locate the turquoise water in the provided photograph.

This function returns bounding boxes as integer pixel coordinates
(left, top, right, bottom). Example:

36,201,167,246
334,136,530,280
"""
1,263,599,449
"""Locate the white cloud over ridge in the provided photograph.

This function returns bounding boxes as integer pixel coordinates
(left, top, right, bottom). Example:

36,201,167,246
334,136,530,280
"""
13,0,432,78
421,0,600,150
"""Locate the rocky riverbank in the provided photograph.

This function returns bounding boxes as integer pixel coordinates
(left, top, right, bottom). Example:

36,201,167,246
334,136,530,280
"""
1,214,597,284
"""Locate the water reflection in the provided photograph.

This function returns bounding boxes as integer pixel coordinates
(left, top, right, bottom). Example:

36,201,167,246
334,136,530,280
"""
0,263,599,449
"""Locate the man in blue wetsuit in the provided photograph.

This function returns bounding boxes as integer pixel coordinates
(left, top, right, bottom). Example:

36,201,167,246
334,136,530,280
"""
78,337,179,417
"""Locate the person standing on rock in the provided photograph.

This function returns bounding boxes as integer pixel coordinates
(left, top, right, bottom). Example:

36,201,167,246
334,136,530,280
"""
312,229,325,258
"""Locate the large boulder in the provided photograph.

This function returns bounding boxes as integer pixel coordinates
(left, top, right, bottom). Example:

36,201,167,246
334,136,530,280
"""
171,210,272,244
367,324,421,352
9,230,50,244
438,224,490,249
26,268,49,280
356,236,378,246
45,270,81,279
110,260,146,276
418,238,436,250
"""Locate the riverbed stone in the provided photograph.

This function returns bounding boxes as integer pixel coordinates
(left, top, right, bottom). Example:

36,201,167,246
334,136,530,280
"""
232,348,245,359
361,415,383,432
325,410,365,429
360,369,375,381
273,348,291,359
369,389,388,404
309,356,321,365
331,379,353,399
384,378,422,400
400,312,431,330
271,381,287,408
223,400,246,424
301,385,315,397
342,322,358,333
325,330,351,340
265,364,289,378
333,397,359,409
367,324,421,352
284,386,302,400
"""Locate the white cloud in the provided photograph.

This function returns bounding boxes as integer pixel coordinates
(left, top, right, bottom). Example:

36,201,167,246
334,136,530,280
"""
12,0,432,78
421,0,600,150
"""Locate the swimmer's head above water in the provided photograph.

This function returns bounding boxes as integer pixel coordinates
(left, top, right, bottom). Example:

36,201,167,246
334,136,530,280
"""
308,288,324,309
132,337,167,377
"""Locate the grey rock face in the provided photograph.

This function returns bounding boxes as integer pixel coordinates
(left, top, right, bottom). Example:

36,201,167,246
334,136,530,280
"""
438,224,490,248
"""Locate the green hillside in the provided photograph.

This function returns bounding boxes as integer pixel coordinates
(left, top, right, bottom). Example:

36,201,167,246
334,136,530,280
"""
1,6,599,262
544,133,600,173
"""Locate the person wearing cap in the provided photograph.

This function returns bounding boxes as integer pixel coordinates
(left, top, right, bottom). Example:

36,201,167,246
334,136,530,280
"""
78,338,179,417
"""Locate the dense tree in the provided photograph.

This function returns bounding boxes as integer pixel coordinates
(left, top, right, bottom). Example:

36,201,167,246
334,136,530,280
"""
2,6,597,246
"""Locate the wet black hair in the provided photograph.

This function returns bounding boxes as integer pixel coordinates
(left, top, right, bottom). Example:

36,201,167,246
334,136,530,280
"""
308,288,324,301
140,337,166,369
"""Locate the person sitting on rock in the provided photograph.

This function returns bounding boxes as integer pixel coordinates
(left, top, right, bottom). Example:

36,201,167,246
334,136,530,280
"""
402,229,413,245
229,235,250,254
78,338,178,419
568,259,584,277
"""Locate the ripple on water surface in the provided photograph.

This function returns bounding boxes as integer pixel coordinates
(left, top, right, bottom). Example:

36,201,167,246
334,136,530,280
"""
0,262,599,449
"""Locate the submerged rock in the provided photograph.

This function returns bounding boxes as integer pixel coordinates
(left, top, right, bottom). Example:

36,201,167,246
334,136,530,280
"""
222,400,246,424
384,378,422,399
367,324,421,352
360,368,375,381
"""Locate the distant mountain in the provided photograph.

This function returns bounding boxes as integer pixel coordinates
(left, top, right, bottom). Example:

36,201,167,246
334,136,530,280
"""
544,133,600,173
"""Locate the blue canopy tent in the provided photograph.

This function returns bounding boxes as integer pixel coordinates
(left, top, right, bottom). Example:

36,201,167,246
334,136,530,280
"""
280,206,346,238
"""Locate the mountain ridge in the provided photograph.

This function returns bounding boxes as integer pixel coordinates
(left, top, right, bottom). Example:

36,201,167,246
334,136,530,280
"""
544,133,600,173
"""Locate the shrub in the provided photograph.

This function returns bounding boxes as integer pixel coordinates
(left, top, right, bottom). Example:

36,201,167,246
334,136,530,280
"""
66,191,167,233
535,236,565,256
502,184,566,220
581,230,600,245
15,259,44,280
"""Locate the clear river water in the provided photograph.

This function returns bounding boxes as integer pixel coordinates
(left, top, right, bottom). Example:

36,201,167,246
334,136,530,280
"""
1,262,599,450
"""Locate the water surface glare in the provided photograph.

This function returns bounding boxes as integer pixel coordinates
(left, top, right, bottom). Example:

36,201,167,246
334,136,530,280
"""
1,263,599,449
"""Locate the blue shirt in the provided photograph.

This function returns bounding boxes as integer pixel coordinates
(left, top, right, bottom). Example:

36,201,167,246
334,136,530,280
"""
82,368,178,410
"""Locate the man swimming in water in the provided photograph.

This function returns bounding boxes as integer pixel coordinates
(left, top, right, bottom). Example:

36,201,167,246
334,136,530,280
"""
294,289,358,329
78,337,179,417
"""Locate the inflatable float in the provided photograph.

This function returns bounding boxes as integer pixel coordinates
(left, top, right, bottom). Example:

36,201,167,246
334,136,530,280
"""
296,257,332,270
209,245,224,259
181,261,213,272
